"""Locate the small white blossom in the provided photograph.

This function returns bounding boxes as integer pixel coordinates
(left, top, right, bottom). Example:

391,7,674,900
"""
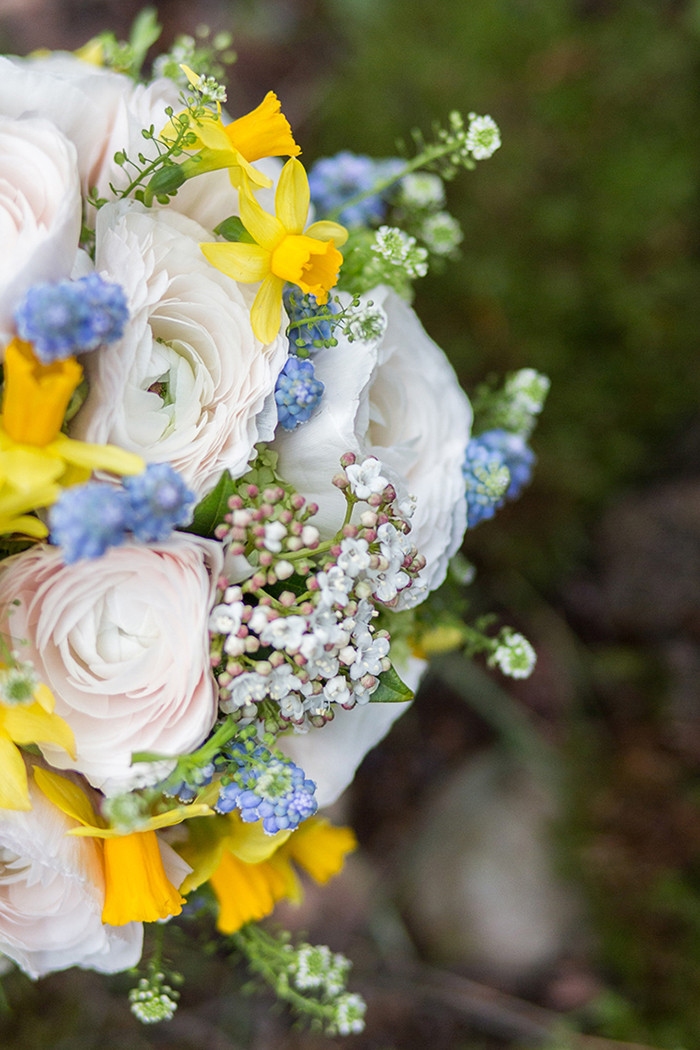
465,113,501,160
259,615,308,653
344,456,388,500
336,537,371,578
398,172,445,209
371,226,428,278
323,675,352,707
316,565,353,608
263,520,287,552
208,601,244,635
220,671,269,713
489,632,536,679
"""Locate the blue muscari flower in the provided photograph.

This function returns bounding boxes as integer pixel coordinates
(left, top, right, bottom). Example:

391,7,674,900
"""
275,356,324,431
14,274,129,363
308,152,403,227
163,761,216,803
123,463,196,541
215,743,318,835
49,482,131,563
463,428,535,527
283,289,341,356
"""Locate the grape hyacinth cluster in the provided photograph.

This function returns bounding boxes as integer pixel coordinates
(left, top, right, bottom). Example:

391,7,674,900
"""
215,740,318,834
308,152,403,227
283,289,341,357
14,274,129,362
209,454,424,728
463,428,535,527
49,462,195,562
274,356,325,431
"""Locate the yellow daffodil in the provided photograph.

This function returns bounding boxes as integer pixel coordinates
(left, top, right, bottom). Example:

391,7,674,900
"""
0,671,75,811
176,810,357,935
201,157,348,344
0,339,144,537
162,69,300,194
33,766,213,926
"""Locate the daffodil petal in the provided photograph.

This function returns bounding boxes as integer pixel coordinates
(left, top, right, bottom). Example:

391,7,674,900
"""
210,852,289,934
250,274,285,344
3,702,75,759
239,189,285,251
227,814,292,864
200,241,271,283
0,513,48,539
33,766,99,828
0,736,31,810
275,157,310,234
305,220,349,248
50,433,144,476
282,817,357,884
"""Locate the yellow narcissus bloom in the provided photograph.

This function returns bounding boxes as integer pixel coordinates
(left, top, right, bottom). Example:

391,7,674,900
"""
163,69,300,193
33,766,213,926
0,338,144,537
175,810,357,934
201,157,348,344
0,670,75,810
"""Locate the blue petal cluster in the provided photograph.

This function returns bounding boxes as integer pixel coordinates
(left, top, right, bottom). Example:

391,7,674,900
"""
49,483,131,562
163,761,216,803
14,274,129,362
124,462,196,541
275,356,325,430
49,463,196,562
463,428,535,528
283,290,341,356
308,152,403,227
215,743,318,835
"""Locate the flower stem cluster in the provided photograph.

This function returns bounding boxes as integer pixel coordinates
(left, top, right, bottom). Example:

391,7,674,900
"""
128,960,182,1025
208,453,423,729
232,925,365,1036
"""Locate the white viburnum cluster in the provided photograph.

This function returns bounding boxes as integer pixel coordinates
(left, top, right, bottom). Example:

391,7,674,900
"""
209,455,424,728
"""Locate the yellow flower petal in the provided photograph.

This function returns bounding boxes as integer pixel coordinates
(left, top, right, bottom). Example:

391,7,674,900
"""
200,241,271,283
2,701,75,759
102,830,184,925
210,851,288,934
283,817,357,884
33,766,99,828
275,157,310,235
0,735,31,810
2,340,83,447
305,219,349,248
239,188,285,252
250,274,285,344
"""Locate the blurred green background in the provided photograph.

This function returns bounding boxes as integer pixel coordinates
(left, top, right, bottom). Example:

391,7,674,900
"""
1,1,699,1047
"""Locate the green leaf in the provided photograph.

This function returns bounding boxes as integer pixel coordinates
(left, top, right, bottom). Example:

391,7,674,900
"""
370,664,414,703
214,216,256,243
182,470,236,538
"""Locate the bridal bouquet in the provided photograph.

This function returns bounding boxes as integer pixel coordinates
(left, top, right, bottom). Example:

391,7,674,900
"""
0,11,547,1034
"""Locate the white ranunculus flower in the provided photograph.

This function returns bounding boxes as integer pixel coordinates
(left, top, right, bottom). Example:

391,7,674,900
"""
279,656,426,807
70,200,287,498
0,114,81,347
0,534,224,794
273,286,471,606
0,763,142,979
0,54,257,234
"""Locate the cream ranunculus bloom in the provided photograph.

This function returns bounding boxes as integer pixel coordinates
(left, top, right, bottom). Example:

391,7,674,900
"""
0,114,82,348
0,53,252,234
70,200,287,499
0,534,224,794
0,760,142,978
272,286,471,607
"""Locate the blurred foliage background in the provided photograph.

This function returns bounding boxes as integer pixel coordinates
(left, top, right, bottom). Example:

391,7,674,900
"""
1,1,699,1047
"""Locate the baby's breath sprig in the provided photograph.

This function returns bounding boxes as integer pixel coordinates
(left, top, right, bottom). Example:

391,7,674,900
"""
231,925,366,1036
152,25,236,87
83,8,161,79
326,110,500,224
128,929,183,1025
107,105,198,206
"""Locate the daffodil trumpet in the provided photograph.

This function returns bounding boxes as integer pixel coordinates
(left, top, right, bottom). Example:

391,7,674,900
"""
33,766,213,925
0,339,143,537
201,157,348,344
151,75,301,201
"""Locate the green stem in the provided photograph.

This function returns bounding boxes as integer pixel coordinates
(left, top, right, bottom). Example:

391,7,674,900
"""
326,141,458,222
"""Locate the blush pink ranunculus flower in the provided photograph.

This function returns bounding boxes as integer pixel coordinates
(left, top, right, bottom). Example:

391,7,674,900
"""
0,534,224,794
0,114,81,348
